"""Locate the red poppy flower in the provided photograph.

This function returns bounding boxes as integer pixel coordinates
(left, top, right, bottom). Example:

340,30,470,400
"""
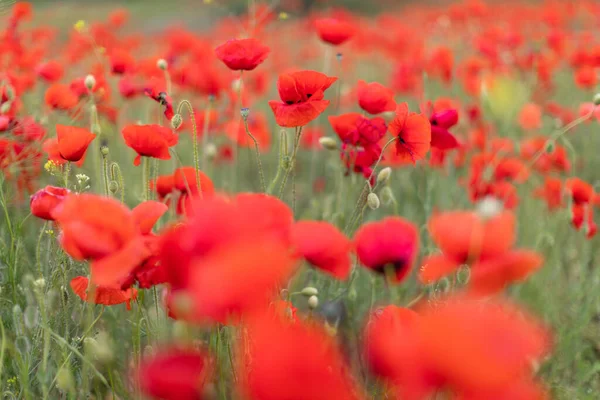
238,311,364,400
354,217,419,284
122,124,178,166
314,18,355,46
269,70,337,127
534,176,563,210
291,221,352,280
56,124,95,162
144,88,175,121
45,84,79,111
430,109,460,150
154,174,175,200
518,103,542,131
137,347,212,400
70,276,137,309
30,186,69,220
356,80,396,115
215,38,270,71
575,66,597,89
51,195,162,287
388,103,431,164
329,113,387,146
36,60,64,82
173,166,215,196
565,177,594,204
109,49,135,74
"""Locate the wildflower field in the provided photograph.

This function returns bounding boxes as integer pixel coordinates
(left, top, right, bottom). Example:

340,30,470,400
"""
2,0,600,398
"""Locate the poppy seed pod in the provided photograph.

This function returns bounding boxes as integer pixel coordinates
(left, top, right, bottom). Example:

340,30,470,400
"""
171,114,183,130
377,167,392,184
84,74,96,90
593,93,600,106
156,58,168,71
367,192,380,210
308,295,319,310
319,137,338,151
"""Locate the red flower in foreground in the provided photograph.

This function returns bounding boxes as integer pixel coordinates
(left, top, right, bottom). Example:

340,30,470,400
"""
45,84,78,111
356,80,396,115
314,18,355,46
269,70,337,127
365,297,550,399
238,311,364,400
56,124,95,162
291,221,352,280
70,276,137,309
122,124,178,166
51,195,165,287
30,186,69,220
215,38,270,71
137,347,212,400
354,217,419,284
388,103,431,164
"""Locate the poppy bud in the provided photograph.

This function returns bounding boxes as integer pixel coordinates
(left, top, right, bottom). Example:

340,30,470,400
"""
171,114,183,130
109,181,119,194
205,143,217,160
5,86,15,101
241,107,250,121
84,331,113,364
367,192,380,210
594,93,600,106
156,59,168,71
476,196,503,219
56,366,74,392
84,74,96,90
377,167,392,184
318,137,338,151
0,102,11,114
100,145,109,156
308,295,319,310
301,287,318,297
545,141,555,154
336,53,343,61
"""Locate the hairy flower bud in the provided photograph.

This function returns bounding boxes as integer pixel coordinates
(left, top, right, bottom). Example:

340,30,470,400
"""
157,58,168,71
84,74,96,90
594,93,600,106
318,137,338,151
367,192,380,210
377,167,392,184
308,295,319,310
171,114,183,130
301,287,318,297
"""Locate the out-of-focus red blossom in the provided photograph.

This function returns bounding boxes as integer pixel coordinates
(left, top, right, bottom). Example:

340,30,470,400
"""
109,48,135,74
520,137,571,173
389,103,431,164
314,17,355,46
364,297,550,399
429,108,460,150
30,185,69,220
534,176,563,210
269,70,337,127
144,87,175,121
122,123,178,166
420,210,543,294
45,84,79,111
291,221,352,280
215,38,270,71
56,124,95,162
238,310,365,400
354,217,419,284
51,194,166,287
108,8,129,28
575,66,597,89
70,276,137,309
36,60,63,82
565,178,597,238
518,103,543,131
356,80,396,115
300,127,324,149
137,347,212,400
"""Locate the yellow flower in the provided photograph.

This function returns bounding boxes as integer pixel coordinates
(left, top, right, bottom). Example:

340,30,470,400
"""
279,12,289,20
74,20,86,32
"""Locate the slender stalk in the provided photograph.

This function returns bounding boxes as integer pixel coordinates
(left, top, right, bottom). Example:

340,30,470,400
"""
101,151,110,196
243,118,266,192
142,156,151,201
278,127,303,198
267,129,287,194
177,100,203,196
63,162,71,188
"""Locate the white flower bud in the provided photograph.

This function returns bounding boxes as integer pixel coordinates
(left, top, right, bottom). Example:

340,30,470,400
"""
301,287,318,297
84,74,96,90
476,196,503,219
308,295,319,310
367,192,380,210
171,114,183,130
594,93,600,106
318,137,338,151
377,167,392,184
157,58,168,71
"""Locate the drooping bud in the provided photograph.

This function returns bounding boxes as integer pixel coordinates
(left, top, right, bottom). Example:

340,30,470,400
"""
300,287,318,297
100,145,109,156
367,192,380,210
171,113,183,130
156,59,168,71
308,295,319,310
593,93,600,106
240,107,250,121
108,181,119,194
318,137,338,151
84,74,96,90
377,167,392,184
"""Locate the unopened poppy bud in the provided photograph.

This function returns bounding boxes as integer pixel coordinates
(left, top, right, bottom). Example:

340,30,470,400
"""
0,102,11,114
367,192,380,210
377,167,392,184
56,366,74,392
308,295,319,310
240,107,250,121
476,196,503,219
171,113,183,130
84,74,96,90
108,181,119,194
457,265,470,285
156,58,168,71
545,141,555,154
301,287,318,297
5,86,15,101
593,93,600,106
100,145,109,156
318,137,338,151
84,331,113,364
205,143,217,160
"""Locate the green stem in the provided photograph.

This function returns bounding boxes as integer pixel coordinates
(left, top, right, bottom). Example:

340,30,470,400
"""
102,151,110,196
63,162,71,189
177,100,203,196
243,118,266,192
142,156,151,201
278,127,303,198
